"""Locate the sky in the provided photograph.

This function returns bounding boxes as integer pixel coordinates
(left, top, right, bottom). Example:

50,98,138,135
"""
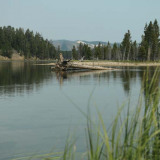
0,0,160,42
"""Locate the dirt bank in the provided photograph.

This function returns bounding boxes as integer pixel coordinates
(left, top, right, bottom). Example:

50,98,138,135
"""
0,53,24,61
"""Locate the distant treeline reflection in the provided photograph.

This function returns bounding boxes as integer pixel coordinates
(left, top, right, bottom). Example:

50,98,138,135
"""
0,62,159,96
0,62,52,95
55,67,160,94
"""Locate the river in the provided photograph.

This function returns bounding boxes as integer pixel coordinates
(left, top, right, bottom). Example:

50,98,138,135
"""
0,61,158,159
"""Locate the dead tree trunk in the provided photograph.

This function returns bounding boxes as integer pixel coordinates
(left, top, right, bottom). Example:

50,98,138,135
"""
52,53,115,71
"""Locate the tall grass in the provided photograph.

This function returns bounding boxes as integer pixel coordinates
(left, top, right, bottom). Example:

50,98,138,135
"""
85,68,160,160
16,68,160,160
71,68,160,160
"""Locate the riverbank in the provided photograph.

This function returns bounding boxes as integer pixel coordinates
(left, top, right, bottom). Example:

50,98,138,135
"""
74,61,160,67
34,61,160,67
0,53,24,61
1,57,160,67
0,54,51,61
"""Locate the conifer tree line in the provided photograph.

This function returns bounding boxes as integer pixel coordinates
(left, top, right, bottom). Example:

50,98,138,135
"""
72,19,160,61
0,20,159,61
0,26,57,59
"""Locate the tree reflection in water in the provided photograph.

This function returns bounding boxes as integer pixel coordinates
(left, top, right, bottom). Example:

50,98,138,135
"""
0,62,52,96
0,62,159,98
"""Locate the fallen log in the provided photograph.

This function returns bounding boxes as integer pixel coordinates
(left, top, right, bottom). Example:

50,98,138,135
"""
51,53,116,71
51,63,116,71
69,63,110,70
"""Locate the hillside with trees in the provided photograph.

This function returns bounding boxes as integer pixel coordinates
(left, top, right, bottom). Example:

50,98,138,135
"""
71,19,160,61
0,26,57,59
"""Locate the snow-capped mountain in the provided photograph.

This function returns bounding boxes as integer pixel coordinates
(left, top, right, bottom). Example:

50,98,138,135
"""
52,40,109,51
76,40,95,48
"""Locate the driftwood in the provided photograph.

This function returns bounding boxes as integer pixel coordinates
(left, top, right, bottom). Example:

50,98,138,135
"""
52,62,115,71
52,53,115,71
54,60,71,71
69,63,110,70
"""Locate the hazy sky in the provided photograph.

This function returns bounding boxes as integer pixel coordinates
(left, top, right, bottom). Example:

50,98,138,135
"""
0,0,160,42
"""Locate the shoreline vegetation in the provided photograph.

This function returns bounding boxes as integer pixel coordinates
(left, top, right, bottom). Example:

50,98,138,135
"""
1,54,160,66
1,53,160,67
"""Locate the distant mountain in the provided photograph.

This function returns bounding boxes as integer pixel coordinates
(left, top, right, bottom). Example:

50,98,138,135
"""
51,40,76,51
52,40,112,51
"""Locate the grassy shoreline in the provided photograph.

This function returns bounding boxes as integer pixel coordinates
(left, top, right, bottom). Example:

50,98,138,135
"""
1,58,160,66
32,60,160,67
74,61,160,67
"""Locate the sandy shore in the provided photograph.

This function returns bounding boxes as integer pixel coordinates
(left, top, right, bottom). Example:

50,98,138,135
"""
34,61,160,67
75,61,160,66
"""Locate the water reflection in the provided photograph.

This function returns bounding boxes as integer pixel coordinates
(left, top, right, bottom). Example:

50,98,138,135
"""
54,67,160,93
0,62,52,96
0,62,159,96
0,62,160,159
55,71,68,86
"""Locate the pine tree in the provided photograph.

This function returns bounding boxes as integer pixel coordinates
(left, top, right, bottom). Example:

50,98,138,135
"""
121,30,132,60
103,45,107,60
138,45,146,61
86,45,92,59
94,43,102,59
72,45,78,60
112,43,118,60
130,41,138,61
140,20,160,61
153,19,160,60
106,42,111,60
78,42,83,59
144,22,153,61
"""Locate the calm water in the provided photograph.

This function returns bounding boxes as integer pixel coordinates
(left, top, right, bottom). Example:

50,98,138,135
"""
0,62,158,159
